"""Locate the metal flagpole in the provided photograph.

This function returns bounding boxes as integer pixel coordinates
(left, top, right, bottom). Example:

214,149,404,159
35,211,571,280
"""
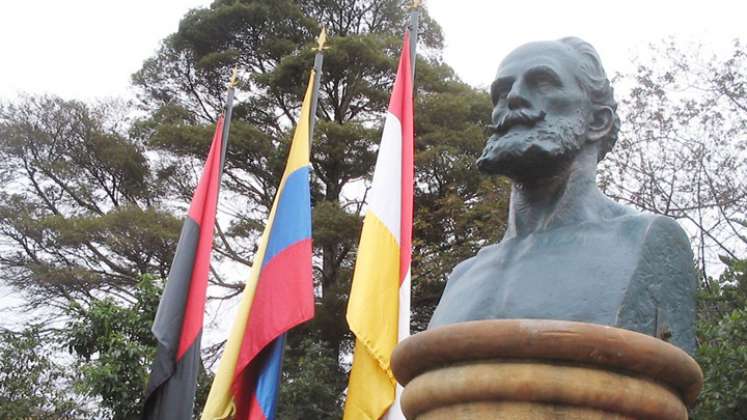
408,0,421,85
309,27,328,153
219,67,238,173
382,5,420,420
142,66,239,420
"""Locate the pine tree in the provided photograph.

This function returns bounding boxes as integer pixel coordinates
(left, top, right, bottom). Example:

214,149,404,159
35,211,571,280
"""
0,96,188,417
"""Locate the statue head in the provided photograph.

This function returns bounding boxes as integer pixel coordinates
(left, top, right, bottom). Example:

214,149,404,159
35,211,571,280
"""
476,37,620,181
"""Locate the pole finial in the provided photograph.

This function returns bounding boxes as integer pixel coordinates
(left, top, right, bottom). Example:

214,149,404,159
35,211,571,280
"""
410,0,422,10
315,26,328,51
228,66,239,88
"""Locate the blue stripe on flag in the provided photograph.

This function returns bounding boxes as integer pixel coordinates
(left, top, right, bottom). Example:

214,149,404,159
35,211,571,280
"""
262,167,311,267
255,334,286,420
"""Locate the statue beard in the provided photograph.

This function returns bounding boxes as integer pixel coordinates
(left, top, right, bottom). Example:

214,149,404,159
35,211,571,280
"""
476,111,587,181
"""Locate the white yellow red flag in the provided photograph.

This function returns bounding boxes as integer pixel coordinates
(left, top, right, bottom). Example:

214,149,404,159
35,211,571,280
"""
343,31,414,420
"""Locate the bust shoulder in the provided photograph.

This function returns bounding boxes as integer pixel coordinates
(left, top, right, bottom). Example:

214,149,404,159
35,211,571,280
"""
637,213,691,250
609,211,693,260
617,212,696,353
440,254,479,295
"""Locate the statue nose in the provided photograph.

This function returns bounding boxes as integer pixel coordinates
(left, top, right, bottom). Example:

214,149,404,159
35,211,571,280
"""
507,83,531,110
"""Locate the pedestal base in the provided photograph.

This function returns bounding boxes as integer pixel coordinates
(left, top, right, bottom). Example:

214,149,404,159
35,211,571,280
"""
420,402,634,420
391,320,703,420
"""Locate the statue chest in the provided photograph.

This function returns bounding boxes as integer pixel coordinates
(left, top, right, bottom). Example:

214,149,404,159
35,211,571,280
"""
430,222,645,327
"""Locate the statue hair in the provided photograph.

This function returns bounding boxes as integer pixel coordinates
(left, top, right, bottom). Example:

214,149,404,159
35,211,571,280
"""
558,37,620,161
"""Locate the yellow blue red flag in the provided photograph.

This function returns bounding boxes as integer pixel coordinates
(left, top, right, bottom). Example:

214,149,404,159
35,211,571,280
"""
201,70,316,420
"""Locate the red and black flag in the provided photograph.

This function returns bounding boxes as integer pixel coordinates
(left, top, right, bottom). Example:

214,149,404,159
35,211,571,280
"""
142,86,235,419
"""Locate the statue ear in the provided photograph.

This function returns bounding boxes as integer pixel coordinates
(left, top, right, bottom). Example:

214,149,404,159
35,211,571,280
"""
588,106,614,142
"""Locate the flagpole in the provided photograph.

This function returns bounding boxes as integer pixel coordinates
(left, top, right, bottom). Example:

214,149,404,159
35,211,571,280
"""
219,67,238,174
309,27,328,153
343,10,417,419
387,5,419,419
200,38,319,420
408,0,421,85
142,68,238,420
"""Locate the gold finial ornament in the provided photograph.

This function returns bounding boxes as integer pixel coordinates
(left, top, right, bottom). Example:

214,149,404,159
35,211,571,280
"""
315,26,328,51
410,0,422,10
228,66,239,88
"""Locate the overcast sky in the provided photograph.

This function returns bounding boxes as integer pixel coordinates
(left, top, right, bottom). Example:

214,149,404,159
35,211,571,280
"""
0,0,744,100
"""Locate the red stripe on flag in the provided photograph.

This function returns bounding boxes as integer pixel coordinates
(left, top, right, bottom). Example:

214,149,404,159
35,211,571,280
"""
247,394,268,420
387,32,411,120
246,393,268,420
187,117,224,221
233,239,314,390
178,117,224,359
233,360,261,420
390,33,414,284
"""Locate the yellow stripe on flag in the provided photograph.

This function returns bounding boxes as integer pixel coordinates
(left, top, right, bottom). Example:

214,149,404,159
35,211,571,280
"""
201,69,316,420
344,211,400,419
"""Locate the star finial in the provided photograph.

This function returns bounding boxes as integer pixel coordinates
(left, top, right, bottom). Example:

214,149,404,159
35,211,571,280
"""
315,27,329,52
228,66,239,88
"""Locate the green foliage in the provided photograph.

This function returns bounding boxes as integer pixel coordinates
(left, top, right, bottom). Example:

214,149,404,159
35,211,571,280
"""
412,71,510,330
60,275,214,419
0,326,85,419
696,307,747,419
694,262,747,419
64,276,161,419
277,337,346,419
0,96,183,308
0,95,195,417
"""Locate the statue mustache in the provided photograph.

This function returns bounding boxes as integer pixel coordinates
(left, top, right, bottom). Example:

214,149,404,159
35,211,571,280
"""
489,110,547,137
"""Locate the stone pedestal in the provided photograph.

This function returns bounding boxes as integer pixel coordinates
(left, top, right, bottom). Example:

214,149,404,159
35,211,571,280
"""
391,320,703,420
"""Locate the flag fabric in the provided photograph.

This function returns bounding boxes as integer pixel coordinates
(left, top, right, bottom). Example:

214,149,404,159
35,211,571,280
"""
344,32,414,420
201,70,316,420
143,116,226,420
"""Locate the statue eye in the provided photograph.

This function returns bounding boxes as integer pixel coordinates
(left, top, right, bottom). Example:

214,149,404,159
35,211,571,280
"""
534,76,558,90
525,65,562,90
491,78,514,105
526,67,562,90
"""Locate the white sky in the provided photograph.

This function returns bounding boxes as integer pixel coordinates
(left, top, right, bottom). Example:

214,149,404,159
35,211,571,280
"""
0,0,207,100
428,0,746,88
0,0,744,100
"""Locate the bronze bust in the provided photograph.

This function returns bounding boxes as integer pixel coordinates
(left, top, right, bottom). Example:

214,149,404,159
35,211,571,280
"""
429,37,696,353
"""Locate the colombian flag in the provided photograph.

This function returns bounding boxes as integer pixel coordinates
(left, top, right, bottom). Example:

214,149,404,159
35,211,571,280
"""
344,32,414,420
143,116,227,419
201,71,316,420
